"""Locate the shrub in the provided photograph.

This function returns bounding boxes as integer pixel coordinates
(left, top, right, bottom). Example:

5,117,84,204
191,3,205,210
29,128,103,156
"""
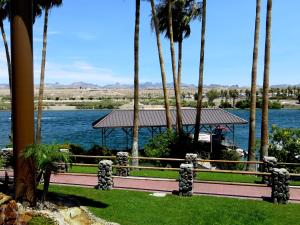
219,100,232,108
217,150,243,170
269,101,283,109
235,100,249,109
269,126,300,165
144,130,176,158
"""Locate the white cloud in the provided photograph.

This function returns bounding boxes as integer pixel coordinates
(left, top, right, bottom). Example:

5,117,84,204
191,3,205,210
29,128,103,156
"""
76,32,97,41
34,60,132,85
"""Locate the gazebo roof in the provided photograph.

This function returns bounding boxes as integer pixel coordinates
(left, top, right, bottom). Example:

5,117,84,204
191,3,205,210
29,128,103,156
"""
92,108,247,129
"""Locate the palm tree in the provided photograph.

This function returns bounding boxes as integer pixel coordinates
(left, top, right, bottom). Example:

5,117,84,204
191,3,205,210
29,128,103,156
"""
247,0,261,171
260,0,272,160
0,0,12,142
156,0,201,134
150,0,172,130
36,0,63,144
25,144,71,201
194,0,206,142
132,0,140,166
167,0,182,134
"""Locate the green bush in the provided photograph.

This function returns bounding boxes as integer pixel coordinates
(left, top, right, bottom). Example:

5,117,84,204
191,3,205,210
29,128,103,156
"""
235,100,249,109
219,100,232,108
144,130,176,158
269,126,300,166
217,150,243,170
269,101,283,109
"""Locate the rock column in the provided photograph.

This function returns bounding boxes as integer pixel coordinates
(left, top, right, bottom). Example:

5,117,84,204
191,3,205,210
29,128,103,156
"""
116,152,130,176
185,153,198,177
179,163,193,196
97,160,113,190
271,168,290,204
262,156,277,186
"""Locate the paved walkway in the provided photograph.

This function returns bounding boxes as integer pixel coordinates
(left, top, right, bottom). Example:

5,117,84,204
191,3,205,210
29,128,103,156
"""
50,173,300,202
2,171,300,202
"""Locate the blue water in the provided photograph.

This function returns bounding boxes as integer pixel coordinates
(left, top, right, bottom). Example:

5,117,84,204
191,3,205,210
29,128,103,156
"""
0,109,299,150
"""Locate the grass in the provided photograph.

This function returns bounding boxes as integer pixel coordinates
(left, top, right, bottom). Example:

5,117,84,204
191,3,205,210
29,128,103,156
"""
48,185,300,225
29,216,55,225
68,165,300,185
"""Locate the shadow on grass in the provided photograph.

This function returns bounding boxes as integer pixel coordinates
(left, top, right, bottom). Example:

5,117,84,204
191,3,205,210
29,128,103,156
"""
43,190,109,209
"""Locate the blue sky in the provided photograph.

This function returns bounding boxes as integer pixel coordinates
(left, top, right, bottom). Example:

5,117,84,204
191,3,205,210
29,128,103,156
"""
0,0,299,86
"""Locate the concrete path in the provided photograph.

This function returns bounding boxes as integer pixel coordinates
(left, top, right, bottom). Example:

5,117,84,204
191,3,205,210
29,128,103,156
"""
2,171,300,202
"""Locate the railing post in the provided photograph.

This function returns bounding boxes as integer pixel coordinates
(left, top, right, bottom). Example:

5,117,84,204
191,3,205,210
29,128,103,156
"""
179,163,193,196
97,160,113,190
271,168,290,204
116,152,129,176
262,156,277,186
185,153,198,178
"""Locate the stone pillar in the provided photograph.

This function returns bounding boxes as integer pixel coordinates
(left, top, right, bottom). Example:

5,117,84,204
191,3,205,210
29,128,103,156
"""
262,156,277,186
185,153,198,178
116,152,130,176
179,163,193,196
271,168,290,204
97,160,113,190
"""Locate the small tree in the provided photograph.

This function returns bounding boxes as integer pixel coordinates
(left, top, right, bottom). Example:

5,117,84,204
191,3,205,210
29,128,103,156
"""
25,144,71,201
206,89,219,106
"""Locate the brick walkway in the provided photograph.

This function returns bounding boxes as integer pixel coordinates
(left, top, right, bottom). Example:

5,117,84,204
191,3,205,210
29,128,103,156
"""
2,171,300,202
50,173,300,202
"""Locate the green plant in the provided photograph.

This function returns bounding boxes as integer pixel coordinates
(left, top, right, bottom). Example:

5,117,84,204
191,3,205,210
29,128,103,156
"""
269,126,300,170
144,130,176,159
25,144,72,201
216,150,243,170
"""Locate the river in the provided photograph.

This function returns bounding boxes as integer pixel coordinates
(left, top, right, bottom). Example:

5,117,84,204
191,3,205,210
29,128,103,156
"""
0,109,299,151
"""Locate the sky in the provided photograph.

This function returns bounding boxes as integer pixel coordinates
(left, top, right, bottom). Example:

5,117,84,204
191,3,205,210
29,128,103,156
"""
0,0,300,86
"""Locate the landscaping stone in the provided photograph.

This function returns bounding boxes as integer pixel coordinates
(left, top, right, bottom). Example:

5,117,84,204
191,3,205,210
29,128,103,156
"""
271,168,290,204
0,148,13,168
262,156,278,186
97,160,113,190
185,153,198,177
178,163,193,196
116,152,129,176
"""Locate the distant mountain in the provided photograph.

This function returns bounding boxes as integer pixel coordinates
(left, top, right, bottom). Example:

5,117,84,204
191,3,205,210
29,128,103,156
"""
1,81,298,90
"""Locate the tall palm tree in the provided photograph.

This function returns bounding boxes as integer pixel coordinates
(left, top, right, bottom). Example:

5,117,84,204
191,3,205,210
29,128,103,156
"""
247,0,261,171
132,0,140,166
150,0,172,130
0,0,12,142
260,0,272,159
167,0,182,134
156,0,200,134
36,0,62,144
194,0,206,142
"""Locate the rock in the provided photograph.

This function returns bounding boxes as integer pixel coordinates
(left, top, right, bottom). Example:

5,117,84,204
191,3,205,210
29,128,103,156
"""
115,152,130,176
97,160,113,190
272,168,290,204
262,156,278,186
178,163,193,196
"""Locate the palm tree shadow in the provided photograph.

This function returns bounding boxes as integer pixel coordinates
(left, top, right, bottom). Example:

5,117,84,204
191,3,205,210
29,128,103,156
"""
44,190,109,209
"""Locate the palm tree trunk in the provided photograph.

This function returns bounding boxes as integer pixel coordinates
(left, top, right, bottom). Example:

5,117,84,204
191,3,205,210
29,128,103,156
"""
42,167,51,202
177,39,182,95
11,0,36,205
168,0,183,135
132,0,140,166
194,0,206,143
247,0,261,171
260,0,272,160
36,6,49,144
1,22,13,143
150,0,172,130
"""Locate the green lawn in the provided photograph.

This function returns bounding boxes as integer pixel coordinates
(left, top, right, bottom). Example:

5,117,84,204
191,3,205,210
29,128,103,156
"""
68,166,263,184
68,165,300,185
49,185,300,225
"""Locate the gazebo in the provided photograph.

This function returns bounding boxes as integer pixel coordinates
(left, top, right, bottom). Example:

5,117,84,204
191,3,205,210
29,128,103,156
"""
92,108,247,150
